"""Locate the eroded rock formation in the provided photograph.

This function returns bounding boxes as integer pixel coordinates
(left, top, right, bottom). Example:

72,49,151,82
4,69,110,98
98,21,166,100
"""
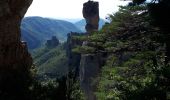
0,0,33,99
80,1,101,100
83,0,99,33
46,36,59,48
67,32,83,75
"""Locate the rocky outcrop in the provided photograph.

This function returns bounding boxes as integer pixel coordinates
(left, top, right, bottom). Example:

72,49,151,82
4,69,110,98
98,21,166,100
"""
66,32,83,100
46,36,59,48
80,1,101,100
83,0,99,33
0,0,33,99
65,1,103,100
80,53,103,100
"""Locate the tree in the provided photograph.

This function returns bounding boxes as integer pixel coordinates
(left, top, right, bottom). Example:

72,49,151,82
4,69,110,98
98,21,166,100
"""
130,0,170,65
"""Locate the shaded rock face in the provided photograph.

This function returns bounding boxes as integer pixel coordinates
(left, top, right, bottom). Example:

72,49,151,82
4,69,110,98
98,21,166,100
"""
0,0,33,99
80,54,102,100
66,32,83,75
0,0,33,66
83,1,99,33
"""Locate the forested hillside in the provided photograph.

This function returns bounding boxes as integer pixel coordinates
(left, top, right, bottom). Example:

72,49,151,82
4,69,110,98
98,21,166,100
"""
31,1,170,99
73,0,170,99
32,43,68,78
21,17,81,49
22,0,170,99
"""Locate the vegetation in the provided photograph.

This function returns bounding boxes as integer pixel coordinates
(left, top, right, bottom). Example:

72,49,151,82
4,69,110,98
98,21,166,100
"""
21,17,81,49
31,43,84,100
32,43,68,77
1,0,170,100
73,1,170,99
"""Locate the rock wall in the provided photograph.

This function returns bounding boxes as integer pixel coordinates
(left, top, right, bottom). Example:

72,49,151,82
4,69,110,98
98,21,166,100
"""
80,53,102,100
66,32,83,75
0,0,33,99
66,32,83,100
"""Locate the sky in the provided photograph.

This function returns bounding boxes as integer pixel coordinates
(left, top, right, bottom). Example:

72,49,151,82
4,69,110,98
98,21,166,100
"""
25,0,130,19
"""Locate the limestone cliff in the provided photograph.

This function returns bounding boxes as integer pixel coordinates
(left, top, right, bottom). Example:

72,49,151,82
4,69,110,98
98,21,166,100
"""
0,0,33,99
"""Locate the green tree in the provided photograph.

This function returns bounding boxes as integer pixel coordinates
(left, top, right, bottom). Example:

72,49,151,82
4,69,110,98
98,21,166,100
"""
74,4,170,99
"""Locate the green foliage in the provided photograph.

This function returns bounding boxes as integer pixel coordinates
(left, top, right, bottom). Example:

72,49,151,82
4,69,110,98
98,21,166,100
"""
72,45,96,54
96,5,170,100
67,74,85,100
32,44,68,76
74,4,170,99
30,43,84,100
29,76,67,100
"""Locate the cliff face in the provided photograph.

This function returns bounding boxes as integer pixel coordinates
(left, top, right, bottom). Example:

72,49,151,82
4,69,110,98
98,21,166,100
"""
80,53,102,100
0,0,33,68
67,32,82,75
0,0,33,99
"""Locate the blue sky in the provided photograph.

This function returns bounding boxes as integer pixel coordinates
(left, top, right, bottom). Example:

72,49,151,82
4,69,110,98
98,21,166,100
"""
25,0,130,19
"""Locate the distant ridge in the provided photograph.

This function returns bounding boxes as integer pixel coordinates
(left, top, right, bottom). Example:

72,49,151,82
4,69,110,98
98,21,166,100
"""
21,16,81,49
74,19,106,32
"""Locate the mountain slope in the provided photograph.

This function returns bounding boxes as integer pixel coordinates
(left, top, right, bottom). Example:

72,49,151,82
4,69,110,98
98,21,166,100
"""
21,16,81,49
32,44,68,78
74,19,106,32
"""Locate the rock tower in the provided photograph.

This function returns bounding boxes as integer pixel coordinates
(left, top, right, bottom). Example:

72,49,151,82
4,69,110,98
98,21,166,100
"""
83,0,99,33
80,1,101,100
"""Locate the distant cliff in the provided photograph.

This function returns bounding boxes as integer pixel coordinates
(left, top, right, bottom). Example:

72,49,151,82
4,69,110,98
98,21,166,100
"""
46,36,59,48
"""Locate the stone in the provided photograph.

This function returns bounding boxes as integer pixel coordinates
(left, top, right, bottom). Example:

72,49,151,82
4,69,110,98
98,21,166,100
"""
66,32,83,75
0,0,33,99
80,53,102,100
83,0,99,33
46,36,59,48
0,0,33,67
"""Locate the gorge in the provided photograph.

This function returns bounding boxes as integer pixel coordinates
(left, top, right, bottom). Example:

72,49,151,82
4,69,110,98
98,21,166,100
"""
1,0,170,100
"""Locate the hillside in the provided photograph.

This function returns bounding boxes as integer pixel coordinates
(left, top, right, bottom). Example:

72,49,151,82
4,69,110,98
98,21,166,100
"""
21,16,81,49
73,5,170,99
32,44,68,78
74,19,106,32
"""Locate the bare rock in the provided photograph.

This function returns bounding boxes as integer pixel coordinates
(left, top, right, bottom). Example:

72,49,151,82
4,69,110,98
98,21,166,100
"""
83,0,99,33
